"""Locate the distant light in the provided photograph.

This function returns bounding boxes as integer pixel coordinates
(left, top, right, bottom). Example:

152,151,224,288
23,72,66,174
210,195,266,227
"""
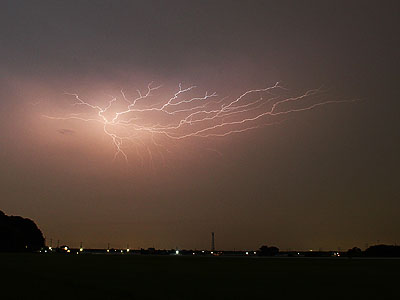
76,252,79,254
44,250,47,253
80,248,83,252
49,247,52,250
253,252,256,254
64,246,68,251
211,251,214,254
202,250,205,253
246,252,249,255
67,250,70,253
310,249,313,251
176,250,179,255
121,250,123,253
193,252,195,255
107,249,110,253
298,253,300,255
127,249,130,252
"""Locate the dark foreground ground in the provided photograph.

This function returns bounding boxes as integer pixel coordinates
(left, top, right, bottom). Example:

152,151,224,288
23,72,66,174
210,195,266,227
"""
1,254,398,299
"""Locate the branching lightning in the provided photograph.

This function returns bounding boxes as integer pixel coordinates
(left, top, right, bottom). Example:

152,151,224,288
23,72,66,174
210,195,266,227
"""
42,82,354,164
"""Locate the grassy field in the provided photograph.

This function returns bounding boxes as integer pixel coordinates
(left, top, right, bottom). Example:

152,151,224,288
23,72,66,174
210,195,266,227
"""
1,254,398,299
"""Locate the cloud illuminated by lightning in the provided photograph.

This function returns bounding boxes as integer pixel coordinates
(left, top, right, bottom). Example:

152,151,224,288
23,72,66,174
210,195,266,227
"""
42,82,354,164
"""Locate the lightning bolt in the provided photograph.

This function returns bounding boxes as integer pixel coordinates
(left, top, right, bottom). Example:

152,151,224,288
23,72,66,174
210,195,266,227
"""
42,82,355,164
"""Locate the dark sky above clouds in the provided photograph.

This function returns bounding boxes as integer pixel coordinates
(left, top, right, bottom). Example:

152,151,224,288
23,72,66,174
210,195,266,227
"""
0,0,399,250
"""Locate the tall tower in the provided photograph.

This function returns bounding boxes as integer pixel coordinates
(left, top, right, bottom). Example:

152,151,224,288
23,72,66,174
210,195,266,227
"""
211,232,215,252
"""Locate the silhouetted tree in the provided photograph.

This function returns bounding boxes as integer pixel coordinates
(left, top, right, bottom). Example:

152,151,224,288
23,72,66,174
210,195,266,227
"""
346,247,362,257
0,210,45,252
364,245,400,257
259,245,279,256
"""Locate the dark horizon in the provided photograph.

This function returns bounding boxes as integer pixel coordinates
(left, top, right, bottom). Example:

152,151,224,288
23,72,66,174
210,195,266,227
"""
1,1,399,251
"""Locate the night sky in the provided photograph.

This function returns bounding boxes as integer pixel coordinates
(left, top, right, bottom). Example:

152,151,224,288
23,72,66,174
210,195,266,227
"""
1,1,399,251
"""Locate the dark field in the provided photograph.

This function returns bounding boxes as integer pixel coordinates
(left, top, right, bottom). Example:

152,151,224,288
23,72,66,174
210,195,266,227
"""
1,254,398,299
